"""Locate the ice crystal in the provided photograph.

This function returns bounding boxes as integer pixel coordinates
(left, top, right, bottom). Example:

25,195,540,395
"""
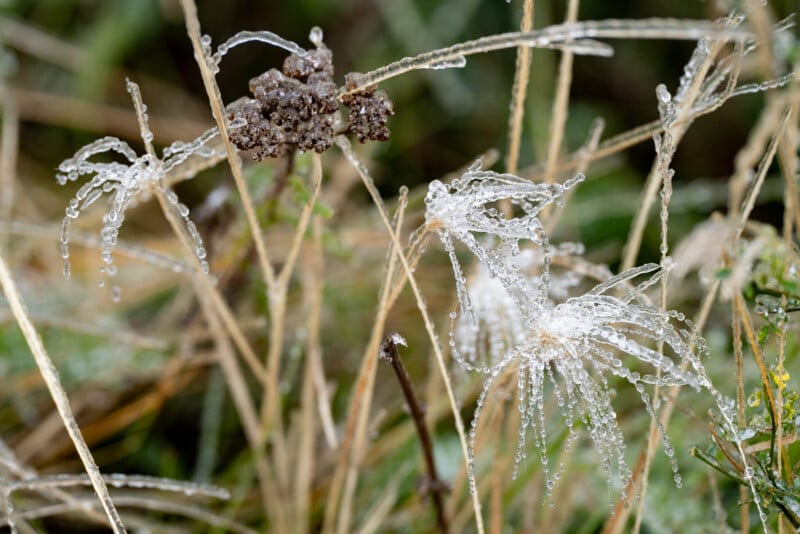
56,82,222,289
426,165,716,497
451,245,583,368
424,159,584,323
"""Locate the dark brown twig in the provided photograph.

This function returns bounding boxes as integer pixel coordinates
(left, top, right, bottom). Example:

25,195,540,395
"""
379,333,450,534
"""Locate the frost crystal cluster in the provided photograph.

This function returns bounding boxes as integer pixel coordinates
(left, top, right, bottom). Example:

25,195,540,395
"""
57,81,222,297
425,160,715,496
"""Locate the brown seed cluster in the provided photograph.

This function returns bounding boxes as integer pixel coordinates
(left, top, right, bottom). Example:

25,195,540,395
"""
341,76,394,143
228,49,338,160
228,49,394,160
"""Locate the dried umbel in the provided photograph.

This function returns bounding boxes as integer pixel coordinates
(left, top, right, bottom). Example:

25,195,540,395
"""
341,76,394,143
227,31,394,160
228,48,339,159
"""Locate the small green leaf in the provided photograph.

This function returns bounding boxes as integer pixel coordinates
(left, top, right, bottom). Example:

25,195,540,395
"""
714,266,732,279
758,324,772,345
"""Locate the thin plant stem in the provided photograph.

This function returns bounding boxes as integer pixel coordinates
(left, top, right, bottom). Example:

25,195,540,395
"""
732,302,750,532
177,0,275,284
379,334,450,534
634,83,677,534
734,292,779,435
543,0,579,185
325,187,408,534
734,107,791,242
177,0,276,287
621,35,737,271
177,2,285,441
490,459,502,534
776,83,800,511
152,187,277,521
0,88,18,254
505,0,534,176
335,135,485,534
0,250,126,533
728,96,787,219
295,215,324,533
308,214,338,449
343,19,748,95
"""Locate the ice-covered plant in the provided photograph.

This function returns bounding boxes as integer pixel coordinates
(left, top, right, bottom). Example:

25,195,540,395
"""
425,164,730,500
424,159,584,322
466,263,710,493
56,81,222,297
452,244,584,368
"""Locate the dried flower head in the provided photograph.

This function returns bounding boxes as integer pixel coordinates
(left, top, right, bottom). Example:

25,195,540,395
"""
227,29,394,159
341,76,395,143
228,47,338,159
452,245,584,368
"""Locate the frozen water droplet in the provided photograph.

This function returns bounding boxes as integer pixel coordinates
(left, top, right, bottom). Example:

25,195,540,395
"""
426,56,467,70
112,286,121,302
229,114,247,129
656,84,672,104
744,466,754,480
309,26,324,47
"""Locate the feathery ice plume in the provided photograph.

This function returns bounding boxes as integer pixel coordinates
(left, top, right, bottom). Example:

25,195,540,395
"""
425,163,718,498
56,81,222,298
424,159,584,324
451,244,584,368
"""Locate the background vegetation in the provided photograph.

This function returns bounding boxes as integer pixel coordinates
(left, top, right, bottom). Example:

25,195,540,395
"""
0,0,798,532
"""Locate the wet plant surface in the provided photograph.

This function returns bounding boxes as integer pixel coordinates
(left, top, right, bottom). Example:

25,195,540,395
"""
0,1,798,533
